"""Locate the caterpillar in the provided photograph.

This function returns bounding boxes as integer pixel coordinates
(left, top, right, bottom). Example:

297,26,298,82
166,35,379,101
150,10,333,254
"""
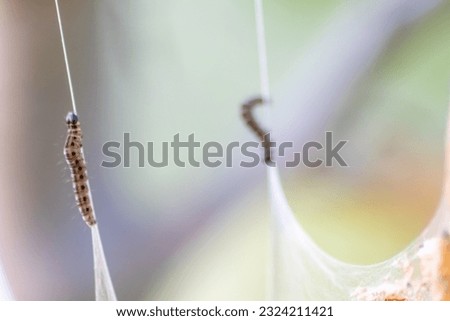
64,112,96,227
241,96,272,163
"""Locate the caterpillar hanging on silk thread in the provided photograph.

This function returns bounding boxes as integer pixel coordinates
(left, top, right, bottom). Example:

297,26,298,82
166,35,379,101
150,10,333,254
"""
241,96,272,163
64,112,96,227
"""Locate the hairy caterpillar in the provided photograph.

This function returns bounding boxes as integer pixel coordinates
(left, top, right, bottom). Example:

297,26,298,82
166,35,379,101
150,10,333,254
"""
241,96,272,163
64,112,96,226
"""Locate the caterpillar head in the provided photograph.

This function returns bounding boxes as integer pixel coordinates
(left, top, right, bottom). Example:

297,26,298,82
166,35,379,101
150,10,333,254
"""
66,112,79,126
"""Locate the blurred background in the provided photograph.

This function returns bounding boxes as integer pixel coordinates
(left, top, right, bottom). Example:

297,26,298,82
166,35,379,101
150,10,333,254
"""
0,0,449,300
